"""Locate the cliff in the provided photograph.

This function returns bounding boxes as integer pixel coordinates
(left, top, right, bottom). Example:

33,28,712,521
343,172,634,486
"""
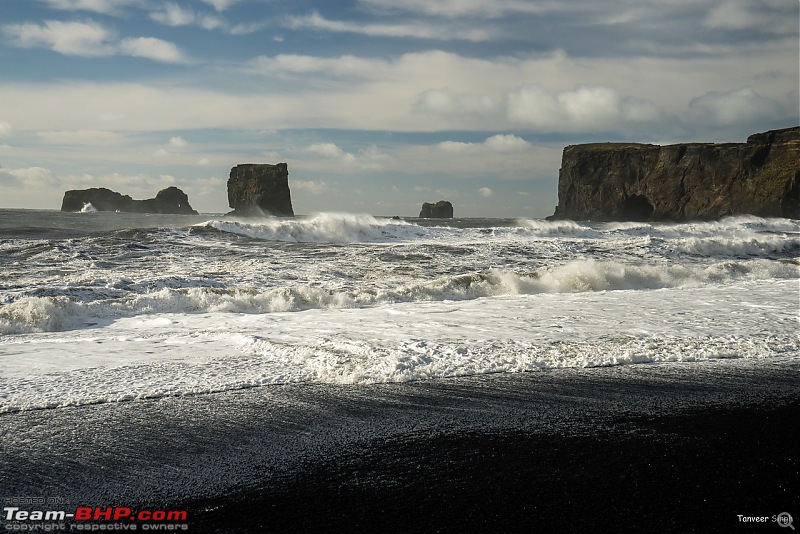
549,126,800,221
419,200,454,218
227,163,294,217
60,186,198,215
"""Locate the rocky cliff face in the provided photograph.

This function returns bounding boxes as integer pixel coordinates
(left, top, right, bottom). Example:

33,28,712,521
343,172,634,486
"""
419,200,454,218
549,126,800,221
227,163,294,217
60,186,198,215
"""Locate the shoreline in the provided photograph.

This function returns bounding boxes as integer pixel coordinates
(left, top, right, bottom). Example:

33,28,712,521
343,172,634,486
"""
1,358,798,533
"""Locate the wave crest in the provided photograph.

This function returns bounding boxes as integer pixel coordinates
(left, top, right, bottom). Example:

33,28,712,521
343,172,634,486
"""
198,213,419,243
2,258,795,334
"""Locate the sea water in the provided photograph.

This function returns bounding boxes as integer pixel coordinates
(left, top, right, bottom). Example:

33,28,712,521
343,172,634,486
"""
0,209,797,412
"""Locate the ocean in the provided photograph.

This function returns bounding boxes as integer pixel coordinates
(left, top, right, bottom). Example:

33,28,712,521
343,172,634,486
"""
1,208,799,532
0,209,798,411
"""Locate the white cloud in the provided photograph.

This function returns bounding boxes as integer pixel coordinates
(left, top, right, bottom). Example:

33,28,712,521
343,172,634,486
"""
169,136,189,148
438,134,531,153
152,136,189,158
307,142,351,160
436,141,472,153
41,0,141,16
151,3,225,31
198,15,226,31
233,47,794,132
230,22,269,35
119,37,186,63
688,87,784,125
3,20,116,57
412,134,557,183
202,0,238,12
361,0,796,43
359,0,555,18
704,0,752,29
478,187,493,197
506,84,662,131
0,167,61,188
151,3,196,26
414,88,498,117
248,54,386,78
3,20,186,63
0,122,12,137
63,171,176,194
483,134,531,152
286,11,493,41
703,0,797,34
1,44,794,136
305,142,393,170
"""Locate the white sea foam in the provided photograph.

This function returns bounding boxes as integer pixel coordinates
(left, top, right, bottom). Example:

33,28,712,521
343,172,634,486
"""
673,234,800,257
0,296,88,334
516,219,592,235
1,279,797,413
2,211,798,413
80,202,97,213
195,215,800,267
1,258,796,335
202,213,422,243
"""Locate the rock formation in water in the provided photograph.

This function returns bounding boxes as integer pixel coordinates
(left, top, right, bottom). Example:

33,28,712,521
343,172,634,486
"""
60,186,198,215
227,163,294,217
549,126,800,221
419,200,454,218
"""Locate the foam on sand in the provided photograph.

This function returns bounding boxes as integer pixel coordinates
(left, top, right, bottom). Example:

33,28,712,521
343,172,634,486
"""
1,278,797,413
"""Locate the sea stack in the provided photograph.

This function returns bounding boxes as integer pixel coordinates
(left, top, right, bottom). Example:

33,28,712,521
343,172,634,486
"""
419,200,454,218
60,186,198,215
549,126,800,221
227,163,294,217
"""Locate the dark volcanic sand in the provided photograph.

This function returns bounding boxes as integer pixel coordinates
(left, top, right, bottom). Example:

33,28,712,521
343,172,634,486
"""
2,358,798,533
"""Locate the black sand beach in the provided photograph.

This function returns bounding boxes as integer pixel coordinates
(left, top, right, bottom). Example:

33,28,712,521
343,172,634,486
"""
2,358,798,533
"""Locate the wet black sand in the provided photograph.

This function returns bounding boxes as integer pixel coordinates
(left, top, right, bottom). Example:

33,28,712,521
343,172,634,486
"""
212,402,798,534
2,358,799,533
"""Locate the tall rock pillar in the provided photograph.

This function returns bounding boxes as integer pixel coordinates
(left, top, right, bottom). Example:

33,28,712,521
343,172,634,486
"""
227,163,295,217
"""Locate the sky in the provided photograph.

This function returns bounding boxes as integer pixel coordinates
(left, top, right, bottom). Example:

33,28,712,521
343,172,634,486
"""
0,0,798,217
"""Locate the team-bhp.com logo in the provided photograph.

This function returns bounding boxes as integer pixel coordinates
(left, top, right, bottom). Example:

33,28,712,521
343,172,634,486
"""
3,505,189,531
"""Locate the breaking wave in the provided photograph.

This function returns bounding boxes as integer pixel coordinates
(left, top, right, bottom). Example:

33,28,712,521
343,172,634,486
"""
198,213,426,244
2,258,796,335
196,214,800,258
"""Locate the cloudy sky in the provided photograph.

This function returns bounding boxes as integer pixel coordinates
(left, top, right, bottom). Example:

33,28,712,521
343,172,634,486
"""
1,0,797,216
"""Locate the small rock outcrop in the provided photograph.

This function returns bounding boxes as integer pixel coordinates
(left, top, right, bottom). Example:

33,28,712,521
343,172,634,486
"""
419,200,454,218
60,186,198,215
227,163,294,217
549,126,800,221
